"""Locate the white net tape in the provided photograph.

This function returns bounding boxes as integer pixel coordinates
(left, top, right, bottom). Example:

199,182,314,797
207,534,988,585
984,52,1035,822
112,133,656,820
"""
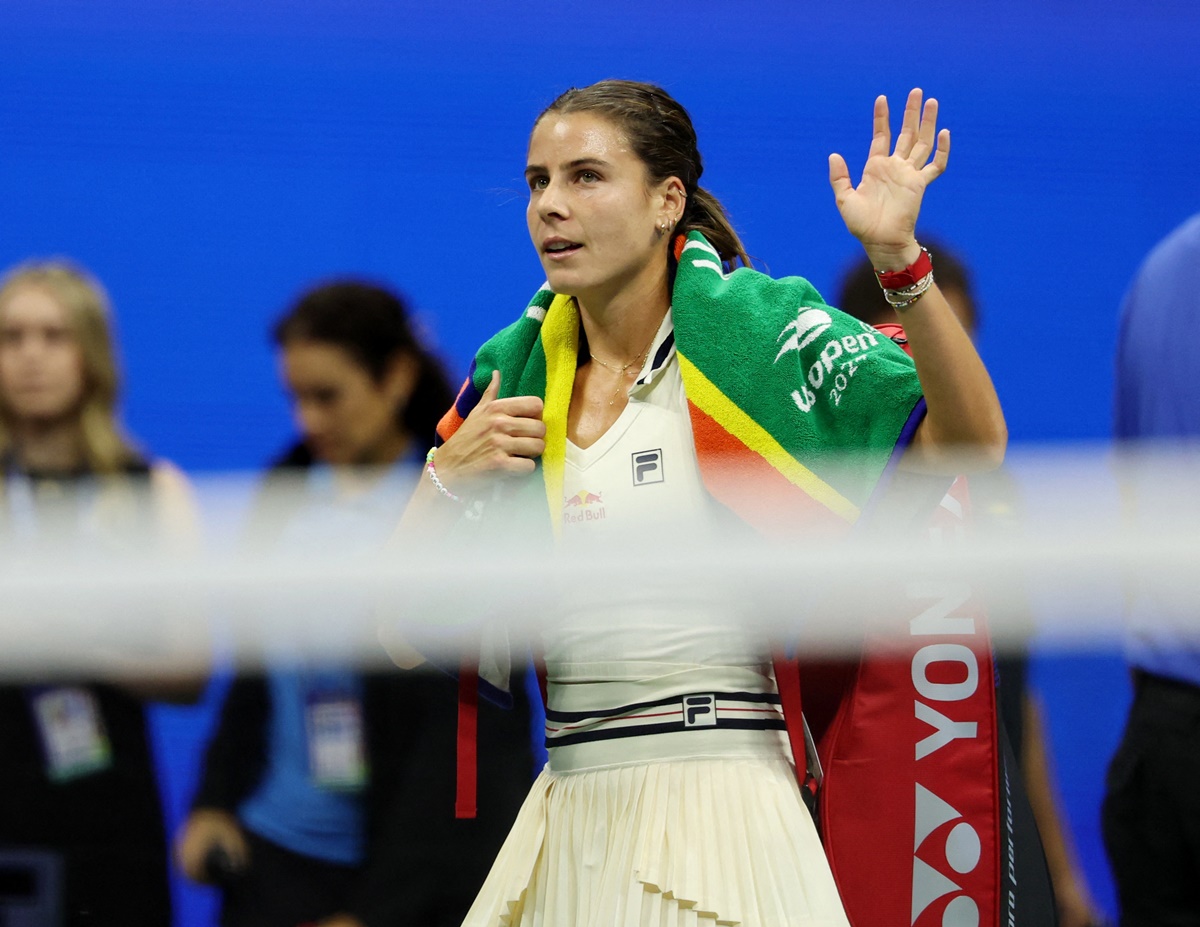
1,444,1195,678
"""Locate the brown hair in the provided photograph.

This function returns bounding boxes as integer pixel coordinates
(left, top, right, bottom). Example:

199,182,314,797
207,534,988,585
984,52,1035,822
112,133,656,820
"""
273,280,457,448
0,260,140,473
537,79,751,273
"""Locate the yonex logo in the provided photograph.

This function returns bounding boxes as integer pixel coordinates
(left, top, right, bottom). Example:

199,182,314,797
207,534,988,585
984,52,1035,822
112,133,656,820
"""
910,573,985,926
632,449,664,485
913,784,981,926
683,695,717,727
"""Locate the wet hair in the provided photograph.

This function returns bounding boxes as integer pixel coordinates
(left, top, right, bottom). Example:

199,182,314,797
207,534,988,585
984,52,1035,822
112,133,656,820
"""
835,239,978,334
537,79,751,273
0,260,140,472
272,280,456,448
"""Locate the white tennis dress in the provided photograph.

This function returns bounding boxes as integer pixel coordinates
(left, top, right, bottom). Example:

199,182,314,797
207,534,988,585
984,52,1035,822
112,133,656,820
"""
462,319,850,927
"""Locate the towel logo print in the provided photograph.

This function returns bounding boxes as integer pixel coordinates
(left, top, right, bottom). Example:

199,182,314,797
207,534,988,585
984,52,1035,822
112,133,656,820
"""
631,449,664,486
774,309,882,413
683,695,717,727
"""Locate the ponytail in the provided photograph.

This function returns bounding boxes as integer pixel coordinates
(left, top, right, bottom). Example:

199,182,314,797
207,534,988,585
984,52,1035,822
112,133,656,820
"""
677,186,751,273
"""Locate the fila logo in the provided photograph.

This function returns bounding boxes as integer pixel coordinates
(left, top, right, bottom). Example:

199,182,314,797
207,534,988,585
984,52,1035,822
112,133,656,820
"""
913,784,981,926
632,449,664,485
683,695,717,727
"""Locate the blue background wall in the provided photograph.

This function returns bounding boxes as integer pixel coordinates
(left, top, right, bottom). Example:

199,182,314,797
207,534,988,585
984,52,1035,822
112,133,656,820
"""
4,1,1200,922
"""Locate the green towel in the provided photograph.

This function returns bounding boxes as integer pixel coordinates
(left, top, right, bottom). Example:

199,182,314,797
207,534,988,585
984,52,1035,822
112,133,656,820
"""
437,231,924,537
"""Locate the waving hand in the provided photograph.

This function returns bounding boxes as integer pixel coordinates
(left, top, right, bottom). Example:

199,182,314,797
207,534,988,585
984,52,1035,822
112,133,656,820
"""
829,88,949,269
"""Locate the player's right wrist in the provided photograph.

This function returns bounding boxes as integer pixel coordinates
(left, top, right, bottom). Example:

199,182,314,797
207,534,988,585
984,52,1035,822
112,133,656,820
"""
424,446,464,504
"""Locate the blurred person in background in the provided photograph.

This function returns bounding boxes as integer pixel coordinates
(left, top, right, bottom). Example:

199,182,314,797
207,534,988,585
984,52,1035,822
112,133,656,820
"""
1104,212,1200,927
175,280,535,927
0,259,203,926
837,242,1103,927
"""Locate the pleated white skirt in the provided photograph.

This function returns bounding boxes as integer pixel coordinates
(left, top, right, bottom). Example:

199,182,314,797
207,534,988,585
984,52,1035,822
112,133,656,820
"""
461,756,850,927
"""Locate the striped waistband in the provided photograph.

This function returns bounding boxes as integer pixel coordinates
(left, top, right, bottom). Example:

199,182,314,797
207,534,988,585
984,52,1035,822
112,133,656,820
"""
545,690,785,750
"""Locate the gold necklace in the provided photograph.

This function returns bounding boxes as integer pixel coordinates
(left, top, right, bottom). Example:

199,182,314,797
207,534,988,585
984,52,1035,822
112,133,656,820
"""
589,352,640,374
589,326,658,373
589,328,659,405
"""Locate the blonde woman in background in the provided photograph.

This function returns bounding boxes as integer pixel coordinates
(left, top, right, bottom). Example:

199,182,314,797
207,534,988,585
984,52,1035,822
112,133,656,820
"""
0,261,197,532
0,260,203,927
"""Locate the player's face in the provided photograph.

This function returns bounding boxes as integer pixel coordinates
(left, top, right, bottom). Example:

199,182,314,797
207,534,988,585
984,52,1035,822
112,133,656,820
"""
526,112,671,311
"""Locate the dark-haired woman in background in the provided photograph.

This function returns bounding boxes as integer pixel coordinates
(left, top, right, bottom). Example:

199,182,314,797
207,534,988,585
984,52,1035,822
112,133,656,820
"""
176,281,534,927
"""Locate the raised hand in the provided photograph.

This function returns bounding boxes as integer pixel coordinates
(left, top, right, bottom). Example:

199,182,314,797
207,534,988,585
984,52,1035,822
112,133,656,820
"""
829,88,950,269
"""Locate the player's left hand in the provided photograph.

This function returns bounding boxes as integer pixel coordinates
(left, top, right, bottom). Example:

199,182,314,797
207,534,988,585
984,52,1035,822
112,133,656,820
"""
829,88,950,270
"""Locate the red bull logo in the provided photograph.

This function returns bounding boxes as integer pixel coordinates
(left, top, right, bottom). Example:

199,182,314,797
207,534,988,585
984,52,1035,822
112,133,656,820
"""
563,489,606,524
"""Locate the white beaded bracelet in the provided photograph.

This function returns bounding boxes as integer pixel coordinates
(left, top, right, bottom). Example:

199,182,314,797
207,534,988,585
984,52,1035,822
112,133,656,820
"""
882,271,935,310
424,447,462,503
